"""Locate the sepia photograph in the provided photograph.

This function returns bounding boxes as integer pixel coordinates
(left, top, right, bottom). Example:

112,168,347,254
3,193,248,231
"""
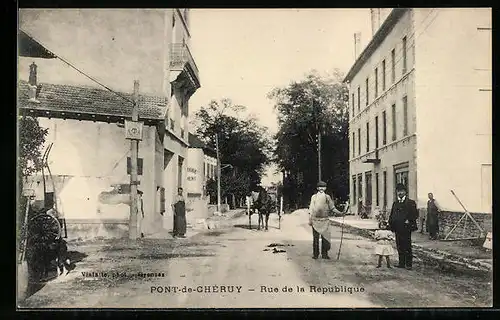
16,8,492,309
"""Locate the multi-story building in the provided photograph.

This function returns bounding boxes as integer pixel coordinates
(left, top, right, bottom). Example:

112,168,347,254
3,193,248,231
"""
18,9,201,238
344,9,491,233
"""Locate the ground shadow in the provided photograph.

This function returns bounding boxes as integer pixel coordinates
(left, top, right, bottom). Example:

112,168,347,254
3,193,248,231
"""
233,224,280,231
21,250,88,303
138,252,216,259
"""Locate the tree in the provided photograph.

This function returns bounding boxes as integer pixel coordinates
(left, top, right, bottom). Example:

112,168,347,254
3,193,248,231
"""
19,116,48,178
192,99,272,205
17,116,48,248
268,70,349,207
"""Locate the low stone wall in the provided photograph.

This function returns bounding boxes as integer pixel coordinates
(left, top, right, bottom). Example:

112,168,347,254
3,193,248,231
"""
419,208,492,239
65,219,129,241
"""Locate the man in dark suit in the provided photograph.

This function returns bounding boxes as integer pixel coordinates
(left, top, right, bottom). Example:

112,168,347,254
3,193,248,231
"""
388,183,419,270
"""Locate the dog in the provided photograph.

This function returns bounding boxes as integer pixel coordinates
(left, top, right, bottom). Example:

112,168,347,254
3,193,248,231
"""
28,238,72,281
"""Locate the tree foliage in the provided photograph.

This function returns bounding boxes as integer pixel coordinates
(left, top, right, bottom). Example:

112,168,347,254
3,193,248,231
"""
268,70,349,207
193,99,273,204
18,116,48,179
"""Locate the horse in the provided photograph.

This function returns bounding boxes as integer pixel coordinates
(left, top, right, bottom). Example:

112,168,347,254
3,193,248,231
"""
249,187,274,231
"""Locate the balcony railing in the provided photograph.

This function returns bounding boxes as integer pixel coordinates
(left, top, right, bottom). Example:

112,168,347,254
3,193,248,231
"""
170,43,199,79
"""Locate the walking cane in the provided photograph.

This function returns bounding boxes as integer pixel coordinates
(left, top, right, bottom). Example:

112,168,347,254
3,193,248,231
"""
337,201,350,261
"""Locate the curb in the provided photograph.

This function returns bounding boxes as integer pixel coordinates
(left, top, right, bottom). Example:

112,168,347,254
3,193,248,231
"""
329,219,492,277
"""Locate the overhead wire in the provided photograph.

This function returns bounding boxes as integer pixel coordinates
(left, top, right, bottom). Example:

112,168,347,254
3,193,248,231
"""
20,29,135,105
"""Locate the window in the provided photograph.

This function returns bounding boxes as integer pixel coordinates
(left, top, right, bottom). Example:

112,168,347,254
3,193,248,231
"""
391,49,396,83
365,172,372,207
402,36,407,74
358,128,361,155
366,121,370,152
382,59,386,91
352,132,356,158
357,87,360,111
383,171,387,207
178,156,184,188
375,172,380,206
394,163,409,198
375,116,379,149
352,175,357,205
352,93,355,116
365,77,369,106
358,174,363,203
375,68,378,97
403,96,408,136
392,104,397,141
382,110,387,145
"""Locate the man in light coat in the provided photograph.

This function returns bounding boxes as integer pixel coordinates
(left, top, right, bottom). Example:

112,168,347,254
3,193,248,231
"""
308,181,344,259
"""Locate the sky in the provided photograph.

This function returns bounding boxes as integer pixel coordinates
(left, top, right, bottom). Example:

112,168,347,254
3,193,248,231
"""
187,9,372,184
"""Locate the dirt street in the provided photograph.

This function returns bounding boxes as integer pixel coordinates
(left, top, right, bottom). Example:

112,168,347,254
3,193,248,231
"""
19,210,492,308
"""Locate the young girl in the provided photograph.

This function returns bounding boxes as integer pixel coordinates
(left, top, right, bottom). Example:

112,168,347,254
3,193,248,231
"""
374,220,395,268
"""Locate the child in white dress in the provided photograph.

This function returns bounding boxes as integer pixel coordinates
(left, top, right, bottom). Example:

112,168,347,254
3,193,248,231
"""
374,220,395,268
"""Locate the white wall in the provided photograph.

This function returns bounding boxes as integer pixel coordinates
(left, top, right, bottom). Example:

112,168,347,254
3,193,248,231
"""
414,8,492,213
24,118,161,232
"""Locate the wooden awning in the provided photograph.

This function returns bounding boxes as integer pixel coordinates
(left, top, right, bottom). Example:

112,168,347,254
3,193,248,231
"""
18,30,57,59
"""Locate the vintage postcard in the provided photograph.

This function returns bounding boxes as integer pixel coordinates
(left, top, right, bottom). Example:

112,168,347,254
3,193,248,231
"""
17,8,492,309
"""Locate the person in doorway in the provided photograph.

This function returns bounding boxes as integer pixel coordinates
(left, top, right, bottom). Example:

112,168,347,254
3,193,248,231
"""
308,181,344,260
426,193,441,240
358,197,368,219
388,183,419,270
137,190,145,238
172,187,186,238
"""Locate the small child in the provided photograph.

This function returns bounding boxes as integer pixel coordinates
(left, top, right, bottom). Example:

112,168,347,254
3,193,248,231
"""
374,220,395,268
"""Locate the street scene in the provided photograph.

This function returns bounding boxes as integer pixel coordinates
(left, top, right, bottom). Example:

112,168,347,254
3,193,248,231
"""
20,211,492,308
17,8,492,309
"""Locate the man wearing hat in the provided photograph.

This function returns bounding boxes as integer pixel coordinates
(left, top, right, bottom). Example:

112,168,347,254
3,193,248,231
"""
388,183,419,270
308,181,344,259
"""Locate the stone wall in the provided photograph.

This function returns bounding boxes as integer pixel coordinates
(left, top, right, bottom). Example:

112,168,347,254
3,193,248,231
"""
419,208,491,240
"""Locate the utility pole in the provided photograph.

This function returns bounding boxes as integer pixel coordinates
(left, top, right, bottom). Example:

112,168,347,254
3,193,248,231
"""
312,96,322,182
318,124,322,182
128,80,140,240
215,133,222,213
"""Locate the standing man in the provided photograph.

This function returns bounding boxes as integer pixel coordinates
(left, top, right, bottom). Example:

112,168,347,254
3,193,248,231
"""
137,190,145,238
388,183,419,270
308,181,344,260
426,192,441,240
172,187,186,238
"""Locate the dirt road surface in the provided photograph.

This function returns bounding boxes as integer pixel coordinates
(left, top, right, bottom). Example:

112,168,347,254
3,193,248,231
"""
19,210,492,308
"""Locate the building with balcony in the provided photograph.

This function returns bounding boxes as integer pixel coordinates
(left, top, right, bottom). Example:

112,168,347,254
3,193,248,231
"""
18,9,201,238
344,8,491,236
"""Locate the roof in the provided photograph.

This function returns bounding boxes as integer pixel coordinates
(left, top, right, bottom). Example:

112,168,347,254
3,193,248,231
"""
343,8,409,83
188,132,217,157
17,80,167,123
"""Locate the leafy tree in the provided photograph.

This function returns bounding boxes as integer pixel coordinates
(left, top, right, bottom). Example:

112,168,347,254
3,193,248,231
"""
17,116,48,249
19,116,48,178
192,99,272,205
268,70,349,207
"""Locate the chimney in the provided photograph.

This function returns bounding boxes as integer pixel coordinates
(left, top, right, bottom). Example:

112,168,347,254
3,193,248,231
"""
354,32,362,60
28,62,40,103
370,8,381,37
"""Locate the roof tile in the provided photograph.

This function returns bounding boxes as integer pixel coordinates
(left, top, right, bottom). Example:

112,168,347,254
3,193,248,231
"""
18,80,167,120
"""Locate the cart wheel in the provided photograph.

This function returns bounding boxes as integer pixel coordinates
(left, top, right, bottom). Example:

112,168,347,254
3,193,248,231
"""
27,213,62,244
